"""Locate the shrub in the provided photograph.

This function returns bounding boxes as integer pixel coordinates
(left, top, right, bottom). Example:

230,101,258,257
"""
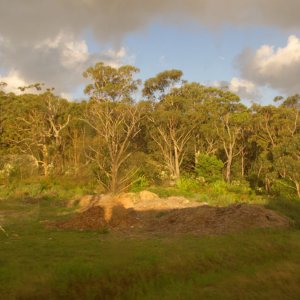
195,154,224,183
270,179,298,200
210,180,228,195
130,175,149,192
227,180,252,195
176,176,200,193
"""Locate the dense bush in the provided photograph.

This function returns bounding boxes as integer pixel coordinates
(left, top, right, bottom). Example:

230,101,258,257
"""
130,175,149,192
0,176,97,201
195,154,224,183
176,176,200,193
270,179,299,200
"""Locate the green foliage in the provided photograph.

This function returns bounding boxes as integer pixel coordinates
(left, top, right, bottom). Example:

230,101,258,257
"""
127,152,162,185
267,196,300,228
195,154,224,183
142,69,183,100
147,186,195,198
270,179,298,199
83,62,140,103
210,180,228,194
1,65,300,199
0,163,16,182
192,180,262,206
130,175,149,192
176,176,200,193
0,177,97,201
226,180,253,194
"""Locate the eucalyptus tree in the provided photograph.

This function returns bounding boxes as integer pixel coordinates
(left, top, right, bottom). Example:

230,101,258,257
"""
0,83,8,155
10,92,70,176
142,69,183,101
272,95,300,197
251,95,300,194
143,71,196,180
83,62,140,103
63,101,90,176
182,86,249,182
204,90,248,182
83,62,141,193
273,134,300,198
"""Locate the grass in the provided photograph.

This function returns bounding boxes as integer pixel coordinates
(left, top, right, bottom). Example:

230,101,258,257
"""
1,187,300,299
267,196,300,228
148,182,267,206
0,176,98,202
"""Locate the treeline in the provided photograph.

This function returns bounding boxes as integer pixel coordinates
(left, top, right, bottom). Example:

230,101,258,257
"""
0,63,299,197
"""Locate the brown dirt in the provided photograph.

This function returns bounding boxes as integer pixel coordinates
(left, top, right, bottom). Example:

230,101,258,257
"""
146,204,292,234
68,191,202,212
53,192,293,235
55,206,140,230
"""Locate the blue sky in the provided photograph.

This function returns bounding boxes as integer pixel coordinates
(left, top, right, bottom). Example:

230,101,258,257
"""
85,22,298,104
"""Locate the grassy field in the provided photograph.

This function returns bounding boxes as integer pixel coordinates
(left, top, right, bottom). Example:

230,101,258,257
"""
1,192,300,299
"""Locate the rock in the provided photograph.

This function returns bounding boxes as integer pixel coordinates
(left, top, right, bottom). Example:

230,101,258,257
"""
115,193,135,208
139,191,159,201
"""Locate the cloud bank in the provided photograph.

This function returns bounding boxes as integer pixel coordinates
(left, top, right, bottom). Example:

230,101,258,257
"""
1,0,300,97
237,35,300,95
1,0,300,43
0,30,131,98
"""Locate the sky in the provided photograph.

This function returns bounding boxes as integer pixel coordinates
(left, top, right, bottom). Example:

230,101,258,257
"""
0,0,300,104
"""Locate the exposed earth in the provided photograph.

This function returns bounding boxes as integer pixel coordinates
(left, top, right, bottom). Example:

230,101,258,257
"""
52,191,293,235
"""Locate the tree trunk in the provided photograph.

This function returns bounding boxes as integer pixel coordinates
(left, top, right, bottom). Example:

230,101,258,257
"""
42,145,49,177
174,145,180,180
225,147,233,182
195,149,200,166
265,177,271,193
295,182,300,199
110,164,118,194
241,151,245,178
226,158,232,182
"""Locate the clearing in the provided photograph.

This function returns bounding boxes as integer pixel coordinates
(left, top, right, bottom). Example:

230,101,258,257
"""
53,191,292,235
1,191,300,300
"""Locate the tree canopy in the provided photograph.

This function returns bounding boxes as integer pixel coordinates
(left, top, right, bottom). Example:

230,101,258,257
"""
1,63,299,197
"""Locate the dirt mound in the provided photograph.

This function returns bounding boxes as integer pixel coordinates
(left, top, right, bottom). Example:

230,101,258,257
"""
148,204,292,234
55,202,292,235
56,206,141,231
56,206,107,230
68,191,202,212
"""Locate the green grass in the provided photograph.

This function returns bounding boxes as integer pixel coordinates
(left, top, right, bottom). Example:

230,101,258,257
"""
267,196,300,228
148,183,267,206
1,194,300,299
0,176,98,202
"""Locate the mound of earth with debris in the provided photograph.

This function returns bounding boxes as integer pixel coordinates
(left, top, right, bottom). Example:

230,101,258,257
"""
67,191,201,212
53,191,293,235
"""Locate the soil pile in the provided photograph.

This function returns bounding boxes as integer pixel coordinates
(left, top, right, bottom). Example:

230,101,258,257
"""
147,204,292,234
55,192,293,235
68,191,201,212
56,206,140,230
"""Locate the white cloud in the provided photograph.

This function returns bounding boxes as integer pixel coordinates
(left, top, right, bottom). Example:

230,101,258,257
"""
0,31,133,98
35,32,89,69
0,70,30,94
1,1,300,97
102,47,135,68
212,77,260,102
229,77,260,100
237,35,300,94
105,47,127,59
60,92,73,100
